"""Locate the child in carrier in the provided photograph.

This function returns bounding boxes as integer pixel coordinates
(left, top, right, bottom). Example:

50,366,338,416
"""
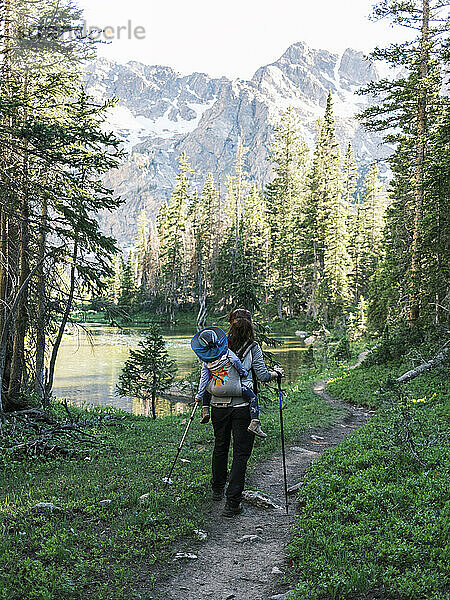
190,326,267,438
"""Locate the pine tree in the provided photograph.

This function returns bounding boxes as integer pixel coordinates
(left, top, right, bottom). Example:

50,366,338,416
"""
213,145,251,310
348,192,361,303
157,152,193,322
421,104,450,326
360,0,449,329
117,254,138,315
230,184,269,312
0,2,123,409
342,143,358,207
141,221,162,310
358,164,389,298
117,325,177,419
134,209,150,294
305,92,351,323
265,107,309,317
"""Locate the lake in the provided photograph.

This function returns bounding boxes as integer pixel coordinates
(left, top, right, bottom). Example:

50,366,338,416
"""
53,325,306,415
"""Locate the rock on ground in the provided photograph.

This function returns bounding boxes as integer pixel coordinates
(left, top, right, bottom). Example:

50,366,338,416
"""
31,502,61,513
242,490,282,510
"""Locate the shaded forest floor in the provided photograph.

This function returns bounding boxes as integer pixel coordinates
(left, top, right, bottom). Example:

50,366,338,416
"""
1,348,448,600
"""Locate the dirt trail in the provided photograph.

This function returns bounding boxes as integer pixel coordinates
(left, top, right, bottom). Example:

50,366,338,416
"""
152,355,372,600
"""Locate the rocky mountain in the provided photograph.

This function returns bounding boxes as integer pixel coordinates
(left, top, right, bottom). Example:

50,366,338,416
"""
83,41,392,244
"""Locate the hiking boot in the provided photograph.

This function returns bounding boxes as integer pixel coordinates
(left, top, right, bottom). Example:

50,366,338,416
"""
248,419,267,439
200,406,210,424
211,488,224,501
222,502,243,518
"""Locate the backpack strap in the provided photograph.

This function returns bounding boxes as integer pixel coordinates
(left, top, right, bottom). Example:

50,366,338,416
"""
239,342,258,395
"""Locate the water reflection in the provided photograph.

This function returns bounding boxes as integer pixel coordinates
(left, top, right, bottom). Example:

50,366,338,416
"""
53,325,305,415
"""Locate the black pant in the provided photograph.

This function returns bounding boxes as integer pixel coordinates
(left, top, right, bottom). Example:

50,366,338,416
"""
211,406,255,505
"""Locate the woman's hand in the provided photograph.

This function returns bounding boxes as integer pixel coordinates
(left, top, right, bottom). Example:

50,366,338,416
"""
271,366,284,379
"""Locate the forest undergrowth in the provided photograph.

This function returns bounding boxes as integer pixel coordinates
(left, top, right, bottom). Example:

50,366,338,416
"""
0,360,346,600
286,348,449,600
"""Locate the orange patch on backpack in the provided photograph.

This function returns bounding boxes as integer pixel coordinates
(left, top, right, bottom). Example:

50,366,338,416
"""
210,366,230,386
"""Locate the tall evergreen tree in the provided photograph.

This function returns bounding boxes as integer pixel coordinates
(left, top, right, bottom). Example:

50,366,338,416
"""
189,173,219,328
342,143,358,208
157,152,193,322
0,2,123,409
360,0,449,329
305,92,351,322
230,184,269,312
265,107,309,317
358,164,389,297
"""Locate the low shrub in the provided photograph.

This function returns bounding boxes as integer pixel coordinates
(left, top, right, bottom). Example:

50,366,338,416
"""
287,364,450,600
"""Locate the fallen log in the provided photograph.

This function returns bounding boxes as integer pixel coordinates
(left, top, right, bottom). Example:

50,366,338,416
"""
395,342,449,384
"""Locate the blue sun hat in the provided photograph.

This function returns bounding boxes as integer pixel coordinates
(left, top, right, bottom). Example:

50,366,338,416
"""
190,326,228,362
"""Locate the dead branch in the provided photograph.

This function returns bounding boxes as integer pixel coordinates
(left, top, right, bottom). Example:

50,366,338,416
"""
1,439,89,458
3,408,56,423
395,341,449,384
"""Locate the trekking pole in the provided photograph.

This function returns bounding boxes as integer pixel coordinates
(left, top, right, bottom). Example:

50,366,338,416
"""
163,402,199,486
277,372,289,515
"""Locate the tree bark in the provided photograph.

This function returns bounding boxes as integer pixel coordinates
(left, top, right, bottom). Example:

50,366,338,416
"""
0,210,7,342
8,145,30,400
34,196,48,399
44,240,78,405
409,0,430,323
0,254,47,412
151,374,156,420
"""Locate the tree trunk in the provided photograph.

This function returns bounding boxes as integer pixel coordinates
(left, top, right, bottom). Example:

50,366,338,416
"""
34,197,48,399
409,0,429,323
0,210,7,345
395,342,448,384
44,240,78,405
277,297,283,320
151,386,156,420
196,259,207,330
8,146,30,401
0,254,44,412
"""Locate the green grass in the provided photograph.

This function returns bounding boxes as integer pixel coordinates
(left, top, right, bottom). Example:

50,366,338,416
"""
287,363,450,600
0,377,344,600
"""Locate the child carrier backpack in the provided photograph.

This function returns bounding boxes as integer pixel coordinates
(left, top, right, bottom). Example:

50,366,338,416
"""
206,358,243,398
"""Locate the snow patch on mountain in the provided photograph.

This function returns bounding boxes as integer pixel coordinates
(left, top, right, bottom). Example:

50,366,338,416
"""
105,97,217,149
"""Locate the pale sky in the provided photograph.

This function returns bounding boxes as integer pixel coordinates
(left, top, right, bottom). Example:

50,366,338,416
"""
76,0,411,79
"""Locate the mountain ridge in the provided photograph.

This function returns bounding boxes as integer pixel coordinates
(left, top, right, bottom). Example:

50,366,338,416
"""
84,41,391,244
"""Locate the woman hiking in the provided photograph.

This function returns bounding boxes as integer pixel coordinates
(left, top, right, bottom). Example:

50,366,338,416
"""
192,308,284,518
